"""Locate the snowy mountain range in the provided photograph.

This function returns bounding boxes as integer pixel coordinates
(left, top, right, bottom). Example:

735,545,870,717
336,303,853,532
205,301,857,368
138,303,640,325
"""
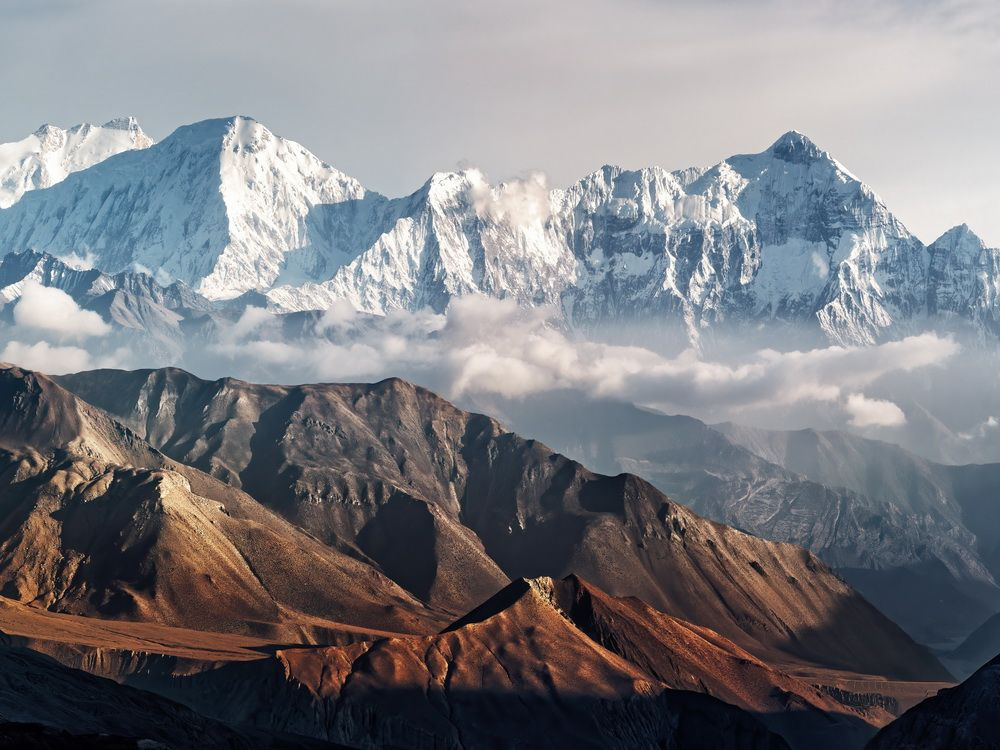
1,114,999,345
0,117,152,209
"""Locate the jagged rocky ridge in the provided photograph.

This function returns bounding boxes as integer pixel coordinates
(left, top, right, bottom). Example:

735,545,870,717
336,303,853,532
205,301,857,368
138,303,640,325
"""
0,116,998,345
160,575,885,750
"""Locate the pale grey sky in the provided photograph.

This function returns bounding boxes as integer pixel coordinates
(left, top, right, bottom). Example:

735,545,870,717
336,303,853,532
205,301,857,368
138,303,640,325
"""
1,0,998,245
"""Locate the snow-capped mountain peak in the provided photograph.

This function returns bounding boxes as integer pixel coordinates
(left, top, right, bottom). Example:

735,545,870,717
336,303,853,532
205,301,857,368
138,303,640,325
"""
1,121,999,346
102,115,144,132
0,115,373,300
766,129,825,163
0,117,153,208
926,223,1000,327
932,223,986,253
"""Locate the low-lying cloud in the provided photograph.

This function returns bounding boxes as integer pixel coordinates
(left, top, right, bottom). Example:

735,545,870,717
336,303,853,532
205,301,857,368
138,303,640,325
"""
12,280,111,339
203,295,957,429
0,341,96,375
844,392,908,427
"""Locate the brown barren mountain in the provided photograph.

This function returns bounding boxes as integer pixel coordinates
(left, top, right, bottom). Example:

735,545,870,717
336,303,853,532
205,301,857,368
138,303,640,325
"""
162,576,793,749
0,364,440,637
0,362,955,748
58,366,950,681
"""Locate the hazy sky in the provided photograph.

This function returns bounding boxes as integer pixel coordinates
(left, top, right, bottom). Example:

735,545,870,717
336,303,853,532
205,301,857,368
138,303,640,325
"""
1,0,998,245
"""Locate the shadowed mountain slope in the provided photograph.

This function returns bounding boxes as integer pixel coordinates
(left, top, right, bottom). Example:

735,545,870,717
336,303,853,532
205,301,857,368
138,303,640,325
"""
466,390,1000,645
867,653,1000,749
58,366,949,680
0,637,245,748
453,575,886,749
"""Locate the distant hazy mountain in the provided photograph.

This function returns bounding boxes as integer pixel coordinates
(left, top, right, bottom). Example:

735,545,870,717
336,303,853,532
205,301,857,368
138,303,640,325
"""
469,391,1000,646
0,249,219,357
1,116,999,345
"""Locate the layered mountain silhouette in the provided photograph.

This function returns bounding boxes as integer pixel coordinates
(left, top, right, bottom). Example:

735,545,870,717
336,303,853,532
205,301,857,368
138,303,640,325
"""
473,390,1000,646
0,361,957,747
55,365,947,680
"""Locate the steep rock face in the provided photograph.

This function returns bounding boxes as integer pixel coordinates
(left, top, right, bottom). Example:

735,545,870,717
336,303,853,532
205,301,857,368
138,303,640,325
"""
278,169,578,315
0,118,152,209
926,224,1000,336
714,422,994,584
867,654,1000,749
59,366,950,680
168,576,794,750
557,132,925,345
0,363,162,466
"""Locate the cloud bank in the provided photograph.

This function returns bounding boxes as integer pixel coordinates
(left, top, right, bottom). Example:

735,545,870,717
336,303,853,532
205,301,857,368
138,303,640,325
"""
202,296,958,428
0,341,96,375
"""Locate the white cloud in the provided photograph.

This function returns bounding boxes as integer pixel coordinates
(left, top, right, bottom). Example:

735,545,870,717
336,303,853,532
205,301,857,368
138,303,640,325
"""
479,172,552,226
0,341,94,374
844,393,908,427
811,251,829,278
230,306,274,340
54,250,98,270
958,414,1000,440
12,280,111,339
202,296,958,427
